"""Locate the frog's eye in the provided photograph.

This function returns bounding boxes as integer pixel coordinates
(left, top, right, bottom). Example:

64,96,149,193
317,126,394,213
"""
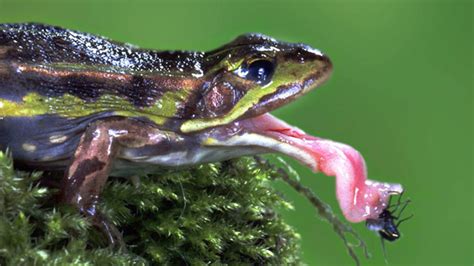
235,59,274,85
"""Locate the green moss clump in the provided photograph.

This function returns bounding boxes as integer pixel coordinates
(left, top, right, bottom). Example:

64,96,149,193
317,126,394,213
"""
0,151,300,265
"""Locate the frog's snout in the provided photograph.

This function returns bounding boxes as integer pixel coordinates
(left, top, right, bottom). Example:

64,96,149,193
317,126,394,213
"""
317,53,333,85
320,52,333,74
295,45,333,90
287,43,332,84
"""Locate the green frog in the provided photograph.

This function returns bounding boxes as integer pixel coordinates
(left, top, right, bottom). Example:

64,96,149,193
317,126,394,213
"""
0,23,402,243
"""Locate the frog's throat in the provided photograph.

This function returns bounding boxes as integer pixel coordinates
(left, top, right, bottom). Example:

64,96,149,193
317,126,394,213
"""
203,114,403,223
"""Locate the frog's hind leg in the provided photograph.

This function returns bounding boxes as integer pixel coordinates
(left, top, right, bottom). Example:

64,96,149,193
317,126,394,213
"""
60,117,168,246
61,118,124,246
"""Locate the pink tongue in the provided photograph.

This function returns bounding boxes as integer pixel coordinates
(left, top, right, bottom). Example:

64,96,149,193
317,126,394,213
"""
252,114,403,223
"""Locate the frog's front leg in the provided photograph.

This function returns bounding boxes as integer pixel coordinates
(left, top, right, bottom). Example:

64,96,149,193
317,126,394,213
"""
60,117,167,245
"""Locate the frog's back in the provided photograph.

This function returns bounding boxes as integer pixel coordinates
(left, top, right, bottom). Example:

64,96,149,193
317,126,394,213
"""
0,23,202,105
0,23,203,73
0,23,140,68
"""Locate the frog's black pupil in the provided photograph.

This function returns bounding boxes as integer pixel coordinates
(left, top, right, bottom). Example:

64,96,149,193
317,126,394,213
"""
246,60,274,84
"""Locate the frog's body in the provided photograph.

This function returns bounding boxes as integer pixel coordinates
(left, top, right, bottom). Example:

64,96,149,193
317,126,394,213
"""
0,23,327,170
0,23,402,244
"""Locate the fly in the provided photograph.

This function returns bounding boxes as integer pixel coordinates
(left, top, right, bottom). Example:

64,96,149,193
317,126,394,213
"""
366,192,413,263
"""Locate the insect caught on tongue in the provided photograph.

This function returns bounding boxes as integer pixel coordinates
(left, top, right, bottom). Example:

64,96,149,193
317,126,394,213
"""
366,192,413,261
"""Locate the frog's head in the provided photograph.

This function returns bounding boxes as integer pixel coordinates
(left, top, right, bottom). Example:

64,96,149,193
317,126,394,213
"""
181,33,332,133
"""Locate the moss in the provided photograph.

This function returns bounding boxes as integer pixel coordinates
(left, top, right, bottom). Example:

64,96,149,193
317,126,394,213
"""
0,150,370,265
0,152,301,265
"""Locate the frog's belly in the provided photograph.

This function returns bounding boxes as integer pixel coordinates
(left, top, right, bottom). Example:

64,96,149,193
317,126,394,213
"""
0,114,267,174
113,145,268,177
0,114,108,169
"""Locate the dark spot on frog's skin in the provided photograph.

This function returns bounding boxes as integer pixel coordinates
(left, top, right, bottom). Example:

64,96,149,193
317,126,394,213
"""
128,75,163,107
17,69,159,107
282,47,327,64
71,157,106,183
0,31,9,45
57,75,106,100
52,36,72,49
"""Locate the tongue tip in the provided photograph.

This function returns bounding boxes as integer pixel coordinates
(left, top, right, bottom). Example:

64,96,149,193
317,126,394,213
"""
345,180,404,222
296,138,404,223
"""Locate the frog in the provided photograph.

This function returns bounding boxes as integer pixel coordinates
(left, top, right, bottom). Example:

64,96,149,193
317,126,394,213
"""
0,23,403,243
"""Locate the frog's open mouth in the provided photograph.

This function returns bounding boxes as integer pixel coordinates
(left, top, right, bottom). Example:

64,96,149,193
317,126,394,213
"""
204,113,403,223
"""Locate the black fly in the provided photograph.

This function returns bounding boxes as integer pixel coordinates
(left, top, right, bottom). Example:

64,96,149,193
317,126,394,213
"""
366,192,413,262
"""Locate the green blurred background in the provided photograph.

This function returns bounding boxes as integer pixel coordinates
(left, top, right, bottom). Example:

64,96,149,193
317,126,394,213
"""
0,0,471,264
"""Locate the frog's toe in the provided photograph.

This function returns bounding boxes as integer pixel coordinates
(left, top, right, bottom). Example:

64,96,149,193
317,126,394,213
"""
91,211,126,249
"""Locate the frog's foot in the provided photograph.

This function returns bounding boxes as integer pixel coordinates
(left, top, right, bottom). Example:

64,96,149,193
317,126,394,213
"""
203,114,404,223
84,205,125,248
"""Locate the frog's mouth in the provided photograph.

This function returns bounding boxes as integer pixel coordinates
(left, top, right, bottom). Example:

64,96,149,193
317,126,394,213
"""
204,113,403,223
